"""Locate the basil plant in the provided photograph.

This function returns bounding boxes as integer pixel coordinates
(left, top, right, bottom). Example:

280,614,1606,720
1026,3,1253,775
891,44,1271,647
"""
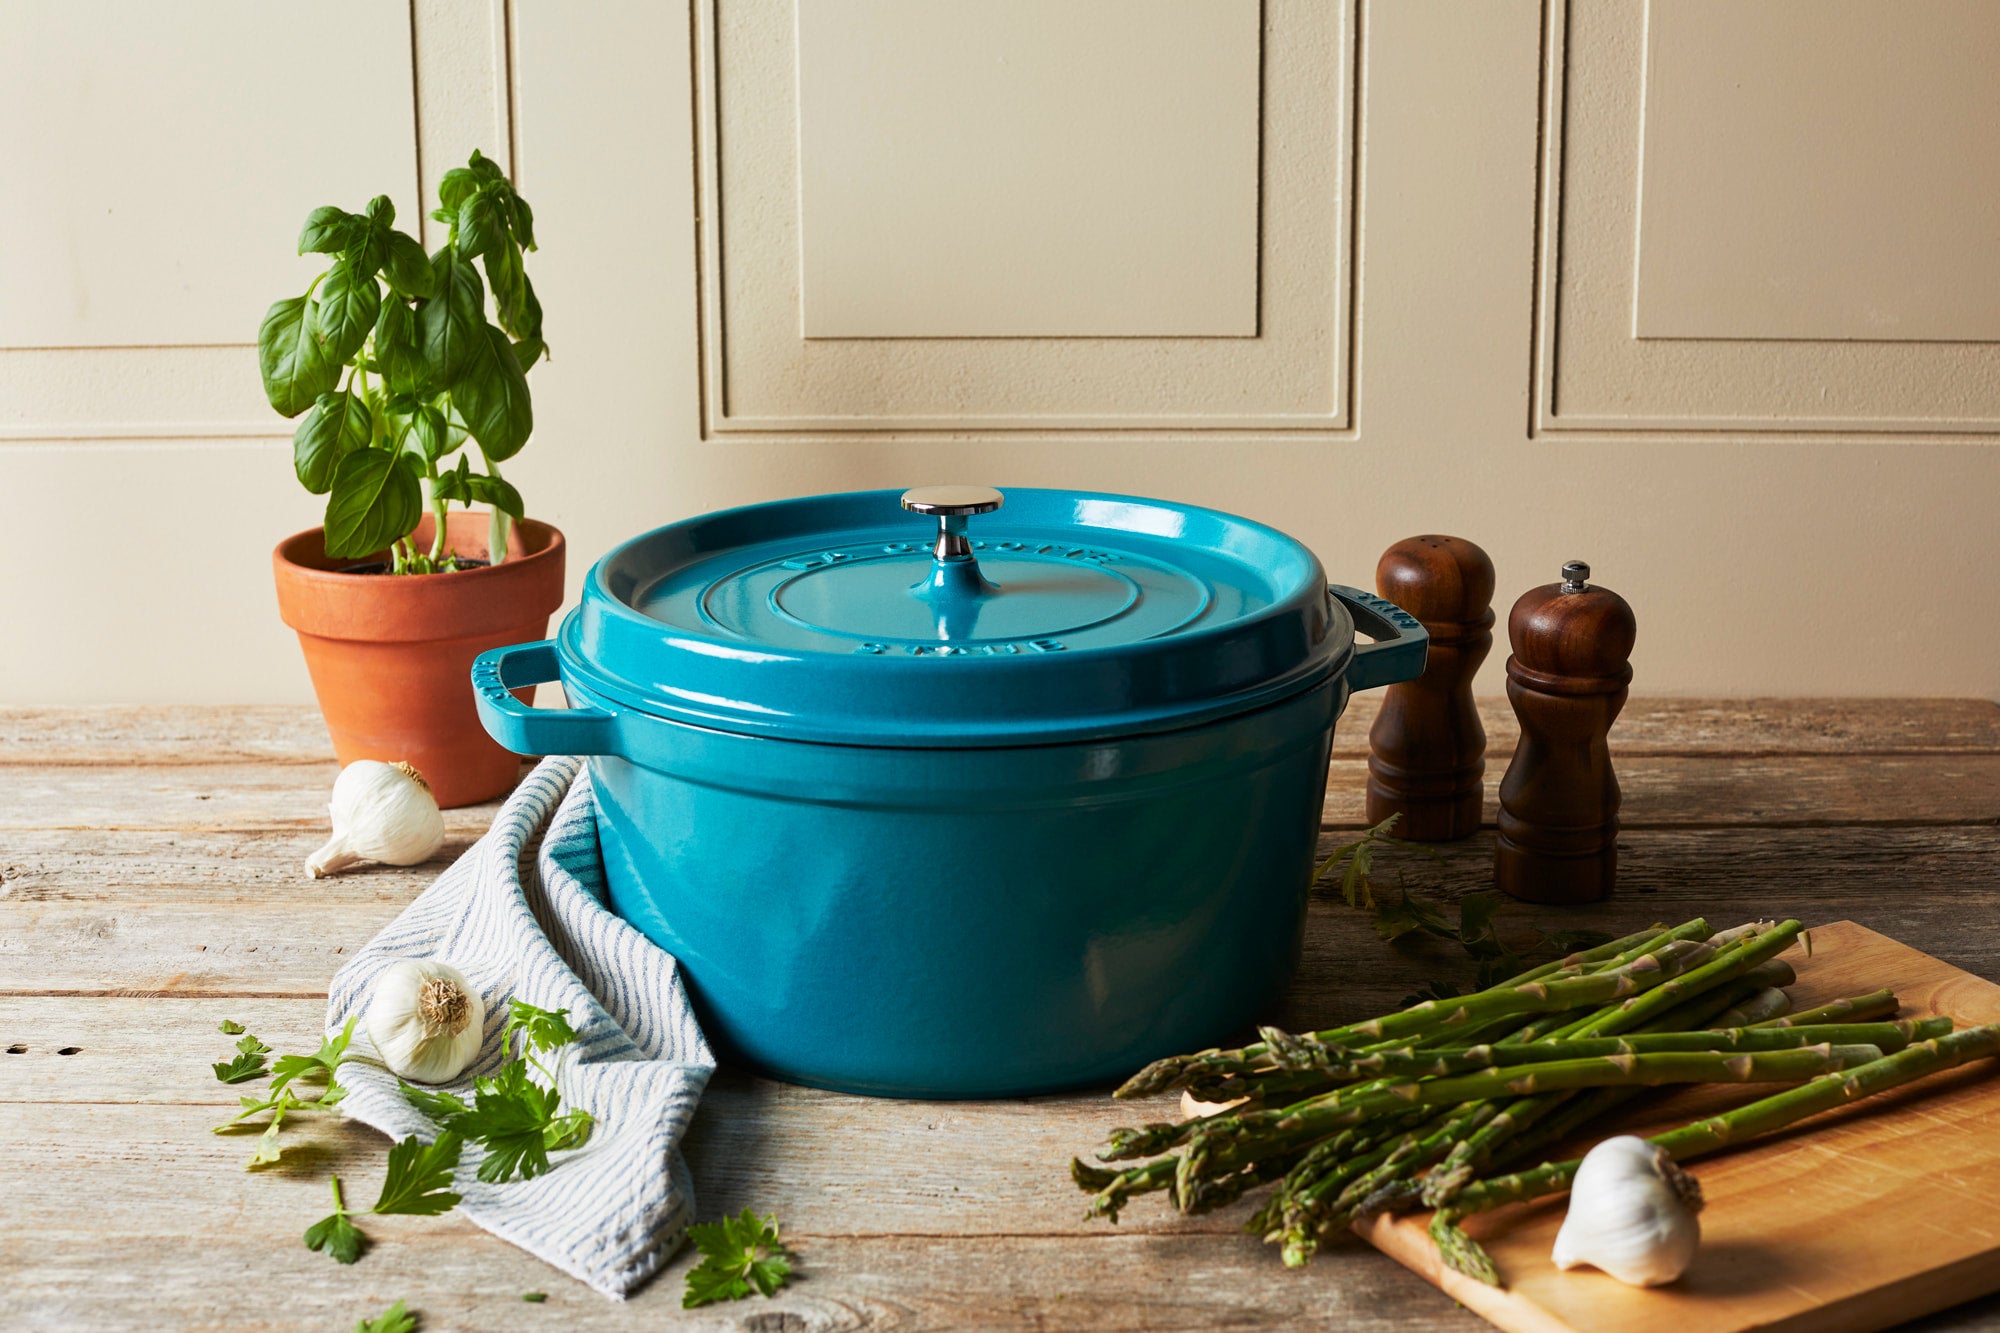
258,150,544,573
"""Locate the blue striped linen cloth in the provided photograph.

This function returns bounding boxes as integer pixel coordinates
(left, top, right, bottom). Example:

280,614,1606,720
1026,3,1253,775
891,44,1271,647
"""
326,756,715,1298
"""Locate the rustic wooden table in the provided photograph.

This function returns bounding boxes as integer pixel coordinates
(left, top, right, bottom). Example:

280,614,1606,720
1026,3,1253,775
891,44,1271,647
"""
5,699,2000,1332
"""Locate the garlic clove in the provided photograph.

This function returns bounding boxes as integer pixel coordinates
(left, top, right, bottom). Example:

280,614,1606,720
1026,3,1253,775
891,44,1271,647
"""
1551,1135,1703,1287
306,760,446,878
365,958,486,1084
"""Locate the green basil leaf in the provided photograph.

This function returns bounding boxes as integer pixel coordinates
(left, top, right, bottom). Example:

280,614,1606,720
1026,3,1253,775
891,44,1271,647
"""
438,166,482,216
466,472,524,520
417,246,485,388
431,455,472,505
324,448,423,559
381,230,436,300
408,404,451,463
365,195,395,227
452,323,533,460
510,337,546,371
372,298,424,395
482,238,527,338
313,259,380,365
297,206,360,255
517,270,543,342
468,149,505,182
293,391,374,494
507,193,537,251
457,186,507,259
258,295,341,417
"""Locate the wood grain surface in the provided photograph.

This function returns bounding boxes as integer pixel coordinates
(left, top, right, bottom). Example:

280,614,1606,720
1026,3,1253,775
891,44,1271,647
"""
3,699,1999,1331
1361,923,2000,1333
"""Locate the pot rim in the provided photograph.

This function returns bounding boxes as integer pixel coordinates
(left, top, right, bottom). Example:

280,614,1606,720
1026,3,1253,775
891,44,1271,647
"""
273,513,564,585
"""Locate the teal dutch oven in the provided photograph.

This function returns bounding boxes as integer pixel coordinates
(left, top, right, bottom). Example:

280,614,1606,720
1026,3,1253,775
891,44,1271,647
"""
473,486,1425,1097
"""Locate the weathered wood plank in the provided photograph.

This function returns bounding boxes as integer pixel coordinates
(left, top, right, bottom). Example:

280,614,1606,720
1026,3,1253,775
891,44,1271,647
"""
6,750,2000,834
6,697,1997,766
0,1227,1485,1333
6,825,2000,1031
1330,696,2000,759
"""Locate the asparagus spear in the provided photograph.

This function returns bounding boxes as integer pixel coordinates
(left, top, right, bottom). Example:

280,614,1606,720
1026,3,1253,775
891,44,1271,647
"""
1431,1022,2000,1286
1249,1020,1943,1082
1117,920,1716,1100
1752,988,1897,1028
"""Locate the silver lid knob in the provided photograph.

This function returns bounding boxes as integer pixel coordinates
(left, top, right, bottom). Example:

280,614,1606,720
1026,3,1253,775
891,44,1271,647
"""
900,485,1004,518
1561,561,1591,593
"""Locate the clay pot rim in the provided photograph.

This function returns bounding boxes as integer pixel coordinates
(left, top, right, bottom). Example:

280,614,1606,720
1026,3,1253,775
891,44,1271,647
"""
273,516,564,587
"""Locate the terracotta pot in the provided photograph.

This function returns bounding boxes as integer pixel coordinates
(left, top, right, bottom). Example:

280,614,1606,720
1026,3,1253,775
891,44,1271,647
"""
273,512,566,808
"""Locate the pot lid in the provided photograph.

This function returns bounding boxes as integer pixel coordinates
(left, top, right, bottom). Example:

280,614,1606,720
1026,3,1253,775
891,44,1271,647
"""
559,486,1351,746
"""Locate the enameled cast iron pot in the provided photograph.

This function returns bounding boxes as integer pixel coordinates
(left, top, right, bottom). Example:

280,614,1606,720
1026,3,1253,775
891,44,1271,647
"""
474,487,1426,1097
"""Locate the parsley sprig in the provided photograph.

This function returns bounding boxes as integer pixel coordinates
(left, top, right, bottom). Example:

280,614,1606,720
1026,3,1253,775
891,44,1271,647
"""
400,998,594,1183
354,1301,416,1333
209,1017,357,1167
683,1210,794,1308
212,1032,270,1084
305,1133,465,1264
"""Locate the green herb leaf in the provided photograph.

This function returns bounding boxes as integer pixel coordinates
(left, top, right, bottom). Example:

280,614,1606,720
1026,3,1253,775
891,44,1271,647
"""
365,195,396,228
213,1032,271,1085
509,193,537,251
420,1060,592,1184
452,322,533,460
401,1082,472,1121
269,1016,361,1095
323,448,424,559
437,166,483,216
371,1132,464,1217
354,1299,416,1333
299,205,363,255
304,1177,367,1264
417,246,485,388
522,1292,547,1303
372,297,424,395
314,258,382,365
511,337,547,371
404,404,451,464
503,998,581,1055
683,1210,793,1308
466,472,524,521
381,229,438,301
469,148,506,182
294,391,375,495
457,185,508,259
218,1019,246,1035
258,294,342,417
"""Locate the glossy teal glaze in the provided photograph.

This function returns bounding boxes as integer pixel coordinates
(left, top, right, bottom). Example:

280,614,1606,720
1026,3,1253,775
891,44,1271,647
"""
473,488,1426,1096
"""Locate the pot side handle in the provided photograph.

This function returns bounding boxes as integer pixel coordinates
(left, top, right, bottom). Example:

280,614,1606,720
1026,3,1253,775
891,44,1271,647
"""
1329,585,1429,692
472,641,619,757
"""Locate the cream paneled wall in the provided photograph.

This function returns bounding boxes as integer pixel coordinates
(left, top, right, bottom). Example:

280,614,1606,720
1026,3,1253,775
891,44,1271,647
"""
2,0,1996,704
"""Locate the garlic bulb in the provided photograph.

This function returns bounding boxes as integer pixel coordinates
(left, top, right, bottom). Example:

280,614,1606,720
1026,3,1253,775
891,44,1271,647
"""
1551,1135,1703,1286
365,959,485,1083
306,760,445,877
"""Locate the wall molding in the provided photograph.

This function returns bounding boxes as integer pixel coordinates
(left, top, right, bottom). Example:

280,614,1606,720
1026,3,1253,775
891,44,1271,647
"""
692,0,1363,438
1530,0,2000,440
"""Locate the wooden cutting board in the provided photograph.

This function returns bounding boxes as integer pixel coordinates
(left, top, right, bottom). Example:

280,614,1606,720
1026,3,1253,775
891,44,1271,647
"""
1357,921,2000,1333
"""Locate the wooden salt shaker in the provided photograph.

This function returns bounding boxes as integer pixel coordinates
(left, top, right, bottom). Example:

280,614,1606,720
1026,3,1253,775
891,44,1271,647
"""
1494,561,1636,904
1366,536,1495,841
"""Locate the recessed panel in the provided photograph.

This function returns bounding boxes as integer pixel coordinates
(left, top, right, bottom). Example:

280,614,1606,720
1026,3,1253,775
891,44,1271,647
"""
798,0,1259,339
1636,0,2000,342
0,0,419,349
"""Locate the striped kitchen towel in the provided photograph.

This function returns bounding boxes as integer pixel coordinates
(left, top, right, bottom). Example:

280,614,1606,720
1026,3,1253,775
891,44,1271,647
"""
326,756,715,1298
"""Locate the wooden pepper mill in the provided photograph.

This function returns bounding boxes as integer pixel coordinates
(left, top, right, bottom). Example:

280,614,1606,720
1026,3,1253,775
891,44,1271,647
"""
1366,535,1495,841
1494,560,1637,904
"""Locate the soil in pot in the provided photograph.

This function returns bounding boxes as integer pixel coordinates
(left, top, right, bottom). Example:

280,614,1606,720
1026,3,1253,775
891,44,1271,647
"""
273,511,566,808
